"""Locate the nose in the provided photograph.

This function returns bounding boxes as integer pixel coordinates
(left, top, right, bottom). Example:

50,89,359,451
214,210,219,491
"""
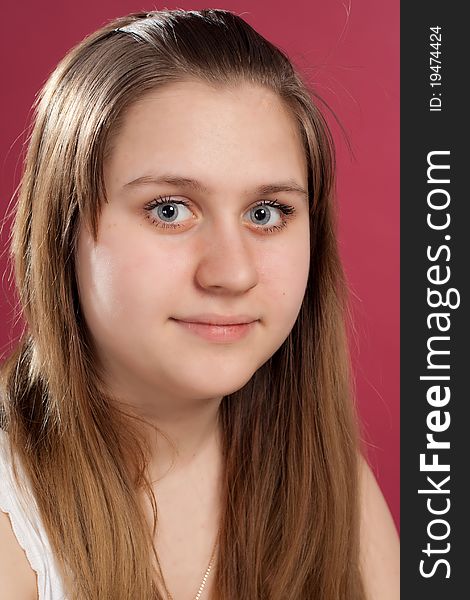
194,220,259,294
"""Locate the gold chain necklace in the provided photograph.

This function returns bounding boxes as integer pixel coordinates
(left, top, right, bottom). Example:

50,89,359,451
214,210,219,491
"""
155,536,218,600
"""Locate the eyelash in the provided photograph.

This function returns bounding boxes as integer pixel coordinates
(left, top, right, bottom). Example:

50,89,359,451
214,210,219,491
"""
143,195,296,233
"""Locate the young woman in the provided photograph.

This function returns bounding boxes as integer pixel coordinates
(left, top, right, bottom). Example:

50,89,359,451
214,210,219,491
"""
0,9,399,600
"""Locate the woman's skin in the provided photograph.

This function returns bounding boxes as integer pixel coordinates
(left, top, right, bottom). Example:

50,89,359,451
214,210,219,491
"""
76,79,311,466
0,79,399,599
75,80,311,597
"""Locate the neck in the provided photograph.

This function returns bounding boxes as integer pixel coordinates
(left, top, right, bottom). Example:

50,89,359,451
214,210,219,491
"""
99,362,225,483
145,400,224,483
111,388,224,482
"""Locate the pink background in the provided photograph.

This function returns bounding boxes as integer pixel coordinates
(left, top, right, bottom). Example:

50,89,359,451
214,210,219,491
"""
0,1,399,528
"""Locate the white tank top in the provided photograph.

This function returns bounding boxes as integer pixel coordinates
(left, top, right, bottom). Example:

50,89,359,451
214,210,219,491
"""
0,429,67,599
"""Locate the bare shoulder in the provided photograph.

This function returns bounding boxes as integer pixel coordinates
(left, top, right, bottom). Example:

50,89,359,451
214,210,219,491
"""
358,456,400,600
0,509,38,600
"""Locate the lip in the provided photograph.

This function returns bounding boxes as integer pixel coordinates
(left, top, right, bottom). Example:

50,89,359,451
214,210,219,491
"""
171,315,259,343
173,314,258,325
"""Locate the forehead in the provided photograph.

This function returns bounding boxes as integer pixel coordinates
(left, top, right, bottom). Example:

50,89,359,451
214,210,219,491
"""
104,80,307,194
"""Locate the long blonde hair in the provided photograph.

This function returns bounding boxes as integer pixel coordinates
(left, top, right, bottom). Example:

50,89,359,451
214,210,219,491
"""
1,9,366,599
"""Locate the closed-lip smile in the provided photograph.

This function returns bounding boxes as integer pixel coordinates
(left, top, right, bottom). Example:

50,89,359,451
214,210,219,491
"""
172,314,259,325
171,314,259,342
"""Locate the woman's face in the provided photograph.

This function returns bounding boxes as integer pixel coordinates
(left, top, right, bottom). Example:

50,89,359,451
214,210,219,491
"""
75,80,310,407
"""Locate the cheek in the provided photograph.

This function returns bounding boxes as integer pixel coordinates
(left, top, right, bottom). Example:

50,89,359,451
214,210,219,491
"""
75,226,148,334
75,224,190,327
258,232,310,321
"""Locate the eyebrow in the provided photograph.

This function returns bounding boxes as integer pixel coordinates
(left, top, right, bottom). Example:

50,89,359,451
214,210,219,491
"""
123,173,309,201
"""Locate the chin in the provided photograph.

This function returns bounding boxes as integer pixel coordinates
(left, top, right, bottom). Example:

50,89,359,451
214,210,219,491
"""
178,369,256,401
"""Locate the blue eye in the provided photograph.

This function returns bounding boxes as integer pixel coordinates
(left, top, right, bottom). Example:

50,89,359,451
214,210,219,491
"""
244,200,295,232
145,196,194,228
247,204,282,227
143,196,296,233
155,201,191,223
